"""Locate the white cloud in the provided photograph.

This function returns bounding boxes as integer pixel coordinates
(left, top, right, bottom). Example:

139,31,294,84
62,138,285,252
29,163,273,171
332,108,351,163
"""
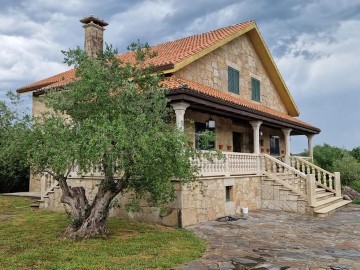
276,19,360,100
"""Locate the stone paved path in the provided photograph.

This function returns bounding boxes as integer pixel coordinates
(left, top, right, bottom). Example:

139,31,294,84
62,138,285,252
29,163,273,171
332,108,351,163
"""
182,204,360,270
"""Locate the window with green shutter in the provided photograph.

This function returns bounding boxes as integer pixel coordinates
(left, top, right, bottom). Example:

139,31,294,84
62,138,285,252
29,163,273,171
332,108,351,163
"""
251,77,260,102
228,66,239,94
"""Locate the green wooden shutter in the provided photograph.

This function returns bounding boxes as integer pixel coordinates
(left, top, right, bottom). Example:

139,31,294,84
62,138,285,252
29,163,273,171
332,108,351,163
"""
251,78,260,101
228,67,239,94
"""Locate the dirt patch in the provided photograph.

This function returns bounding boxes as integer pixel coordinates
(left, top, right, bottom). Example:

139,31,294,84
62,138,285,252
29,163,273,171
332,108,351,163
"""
0,214,12,222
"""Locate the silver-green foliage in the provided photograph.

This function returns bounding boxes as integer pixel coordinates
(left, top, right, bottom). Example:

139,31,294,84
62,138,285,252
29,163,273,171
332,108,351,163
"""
28,43,196,237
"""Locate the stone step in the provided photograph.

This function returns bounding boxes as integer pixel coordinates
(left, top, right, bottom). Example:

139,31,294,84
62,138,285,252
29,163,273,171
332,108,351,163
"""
30,203,40,208
316,192,335,201
314,200,352,217
313,196,343,211
316,188,326,194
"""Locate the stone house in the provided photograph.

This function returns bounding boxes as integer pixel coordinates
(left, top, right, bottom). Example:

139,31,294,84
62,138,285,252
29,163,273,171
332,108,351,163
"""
17,16,350,227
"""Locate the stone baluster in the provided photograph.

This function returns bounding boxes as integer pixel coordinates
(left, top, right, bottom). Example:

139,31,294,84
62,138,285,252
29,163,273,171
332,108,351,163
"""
329,176,333,190
317,171,322,184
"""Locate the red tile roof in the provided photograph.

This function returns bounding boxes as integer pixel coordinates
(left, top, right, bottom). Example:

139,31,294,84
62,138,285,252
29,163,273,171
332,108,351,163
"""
16,20,317,131
163,76,319,131
18,69,75,93
18,21,254,93
117,21,254,68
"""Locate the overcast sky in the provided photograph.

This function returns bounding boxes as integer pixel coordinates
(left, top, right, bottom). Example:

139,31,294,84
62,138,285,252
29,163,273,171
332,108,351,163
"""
1,0,359,153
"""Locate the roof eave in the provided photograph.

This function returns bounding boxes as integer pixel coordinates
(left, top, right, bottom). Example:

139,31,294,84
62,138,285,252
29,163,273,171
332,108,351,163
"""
167,87,320,134
247,26,300,117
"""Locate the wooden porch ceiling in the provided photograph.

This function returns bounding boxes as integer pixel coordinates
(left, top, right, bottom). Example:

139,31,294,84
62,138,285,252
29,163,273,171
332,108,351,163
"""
167,88,320,136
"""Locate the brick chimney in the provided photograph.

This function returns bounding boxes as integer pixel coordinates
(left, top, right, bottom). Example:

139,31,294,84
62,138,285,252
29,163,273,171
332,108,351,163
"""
80,15,108,58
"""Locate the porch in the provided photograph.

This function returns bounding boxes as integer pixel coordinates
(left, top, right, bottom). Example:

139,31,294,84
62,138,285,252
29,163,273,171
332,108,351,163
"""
169,100,350,221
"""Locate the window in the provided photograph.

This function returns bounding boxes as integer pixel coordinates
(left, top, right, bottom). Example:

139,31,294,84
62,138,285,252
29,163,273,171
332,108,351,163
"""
251,77,260,101
195,122,215,150
225,186,233,202
228,66,240,94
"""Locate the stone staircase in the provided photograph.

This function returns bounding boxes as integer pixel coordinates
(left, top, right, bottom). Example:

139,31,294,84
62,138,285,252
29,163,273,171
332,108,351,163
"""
260,154,351,216
312,187,351,217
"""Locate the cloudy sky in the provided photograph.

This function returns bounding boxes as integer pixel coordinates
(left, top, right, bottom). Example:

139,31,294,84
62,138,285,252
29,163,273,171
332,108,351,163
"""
1,0,359,153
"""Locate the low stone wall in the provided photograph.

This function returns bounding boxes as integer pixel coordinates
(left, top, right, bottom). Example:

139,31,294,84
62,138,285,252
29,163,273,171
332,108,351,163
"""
40,175,263,227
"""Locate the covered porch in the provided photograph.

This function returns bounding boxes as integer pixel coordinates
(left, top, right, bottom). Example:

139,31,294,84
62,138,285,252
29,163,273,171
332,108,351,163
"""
169,90,319,163
168,90,350,222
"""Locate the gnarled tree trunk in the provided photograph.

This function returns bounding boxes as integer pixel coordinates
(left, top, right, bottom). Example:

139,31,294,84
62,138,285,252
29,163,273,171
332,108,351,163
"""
59,172,125,240
57,176,90,236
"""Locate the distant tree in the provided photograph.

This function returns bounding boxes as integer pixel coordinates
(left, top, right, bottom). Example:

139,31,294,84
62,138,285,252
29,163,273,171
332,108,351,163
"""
332,153,360,187
350,147,360,162
28,43,197,239
0,94,30,193
313,144,347,172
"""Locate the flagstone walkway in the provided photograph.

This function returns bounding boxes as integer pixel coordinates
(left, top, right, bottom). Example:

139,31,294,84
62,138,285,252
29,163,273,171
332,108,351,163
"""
182,204,360,270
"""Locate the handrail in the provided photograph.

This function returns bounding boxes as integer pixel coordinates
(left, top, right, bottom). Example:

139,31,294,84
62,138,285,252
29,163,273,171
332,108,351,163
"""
262,154,306,178
260,154,307,198
290,156,336,192
290,156,335,177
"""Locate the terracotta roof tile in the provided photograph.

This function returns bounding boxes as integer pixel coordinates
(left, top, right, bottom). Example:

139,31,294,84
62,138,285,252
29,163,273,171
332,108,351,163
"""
116,21,254,68
18,21,254,93
163,76,319,131
18,69,75,93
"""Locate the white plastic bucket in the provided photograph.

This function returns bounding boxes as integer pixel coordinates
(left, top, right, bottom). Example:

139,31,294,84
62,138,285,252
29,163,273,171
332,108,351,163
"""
242,207,249,214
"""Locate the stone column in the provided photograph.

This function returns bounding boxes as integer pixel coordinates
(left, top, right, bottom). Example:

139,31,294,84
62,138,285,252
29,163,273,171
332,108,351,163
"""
307,134,314,161
250,121,262,154
282,128,292,165
171,102,190,131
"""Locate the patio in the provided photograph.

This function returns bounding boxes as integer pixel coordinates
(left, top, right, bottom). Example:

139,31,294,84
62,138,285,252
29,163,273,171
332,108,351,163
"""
182,204,360,270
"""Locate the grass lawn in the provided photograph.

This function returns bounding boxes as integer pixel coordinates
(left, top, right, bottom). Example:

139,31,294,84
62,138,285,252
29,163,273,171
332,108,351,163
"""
353,199,360,204
0,196,205,270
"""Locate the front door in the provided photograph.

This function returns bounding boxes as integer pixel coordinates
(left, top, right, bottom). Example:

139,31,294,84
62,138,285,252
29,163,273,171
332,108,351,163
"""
270,136,280,156
233,132,242,152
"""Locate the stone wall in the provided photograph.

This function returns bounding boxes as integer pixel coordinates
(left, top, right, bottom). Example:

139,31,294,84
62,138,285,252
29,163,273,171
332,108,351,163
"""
261,178,309,214
184,109,286,154
184,109,253,152
40,175,263,227
181,175,262,227
175,34,288,114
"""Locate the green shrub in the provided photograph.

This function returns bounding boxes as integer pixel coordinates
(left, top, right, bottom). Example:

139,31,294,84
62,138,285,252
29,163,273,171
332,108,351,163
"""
332,153,360,187
352,199,360,204
313,144,347,172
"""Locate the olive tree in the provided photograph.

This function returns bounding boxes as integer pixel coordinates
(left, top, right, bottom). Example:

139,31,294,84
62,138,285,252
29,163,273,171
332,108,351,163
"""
29,43,197,239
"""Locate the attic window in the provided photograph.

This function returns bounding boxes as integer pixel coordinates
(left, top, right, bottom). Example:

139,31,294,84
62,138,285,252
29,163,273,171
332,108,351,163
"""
251,77,260,102
228,67,239,94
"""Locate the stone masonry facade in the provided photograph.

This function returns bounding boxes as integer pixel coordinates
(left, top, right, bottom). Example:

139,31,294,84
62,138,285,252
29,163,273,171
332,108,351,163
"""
41,175,310,227
175,34,288,114
184,110,286,154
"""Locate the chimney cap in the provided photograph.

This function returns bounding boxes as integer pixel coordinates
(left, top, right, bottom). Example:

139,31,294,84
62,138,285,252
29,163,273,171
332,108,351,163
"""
80,15,108,27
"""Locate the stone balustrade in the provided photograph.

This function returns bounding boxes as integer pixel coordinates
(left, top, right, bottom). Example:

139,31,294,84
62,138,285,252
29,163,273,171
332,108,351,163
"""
260,154,308,198
289,156,340,195
191,151,259,177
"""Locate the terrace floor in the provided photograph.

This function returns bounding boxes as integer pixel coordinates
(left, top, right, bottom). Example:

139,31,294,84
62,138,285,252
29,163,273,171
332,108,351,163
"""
182,204,360,270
